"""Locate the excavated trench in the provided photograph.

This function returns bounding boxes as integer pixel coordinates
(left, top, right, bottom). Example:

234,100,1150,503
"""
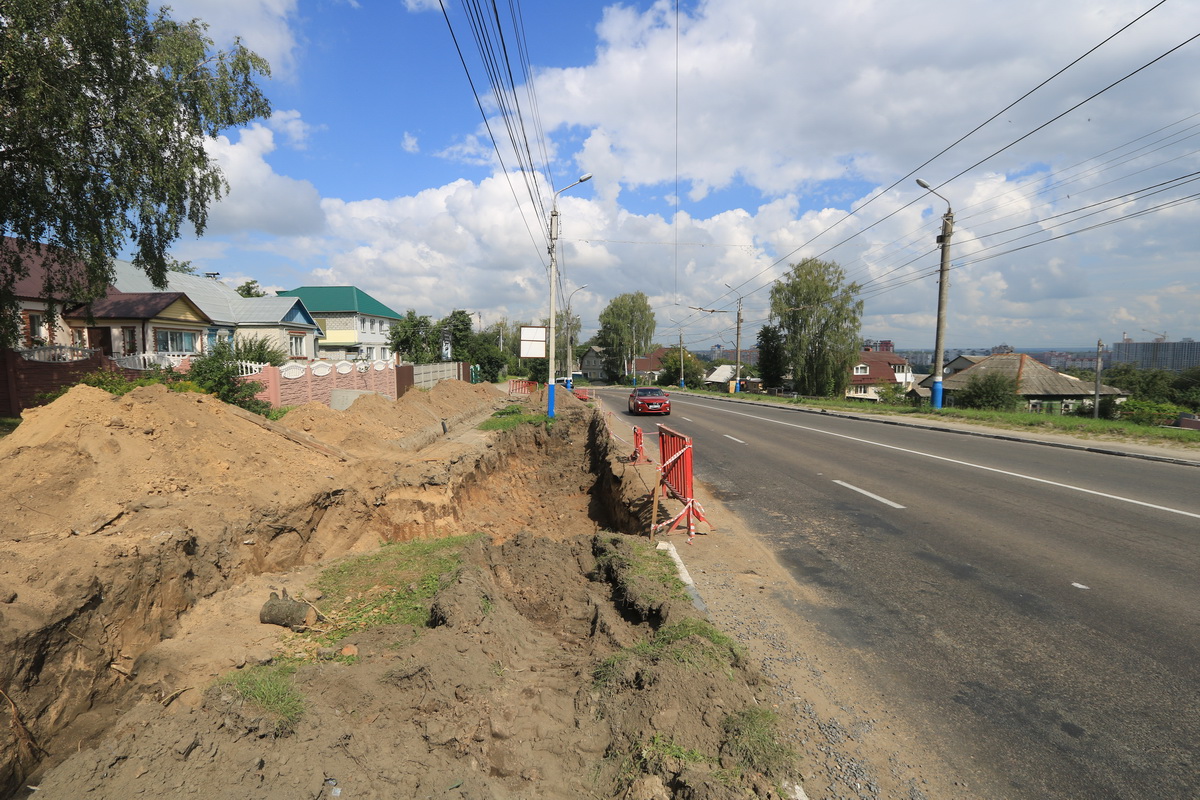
0,384,670,798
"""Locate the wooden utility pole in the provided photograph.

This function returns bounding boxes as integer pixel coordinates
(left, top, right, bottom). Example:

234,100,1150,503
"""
1094,339,1103,419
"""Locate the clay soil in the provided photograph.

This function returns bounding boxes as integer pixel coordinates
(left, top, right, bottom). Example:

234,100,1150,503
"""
0,384,814,800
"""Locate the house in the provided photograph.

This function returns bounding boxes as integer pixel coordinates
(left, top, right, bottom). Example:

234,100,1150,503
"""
703,364,737,389
943,354,986,377
64,289,212,359
276,286,402,362
633,346,671,384
578,345,606,380
924,352,1126,413
111,262,323,361
4,238,97,348
847,349,914,401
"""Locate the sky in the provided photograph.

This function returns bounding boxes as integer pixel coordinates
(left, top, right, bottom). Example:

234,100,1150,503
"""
153,0,1200,352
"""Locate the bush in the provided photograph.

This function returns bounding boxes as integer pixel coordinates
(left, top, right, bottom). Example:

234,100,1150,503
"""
186,340,271,415
1116,398,1190,427
233,335,288,366
954,372,1021,411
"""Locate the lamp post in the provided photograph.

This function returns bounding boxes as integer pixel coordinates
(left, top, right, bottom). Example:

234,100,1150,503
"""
564,283,588,385
916,178,954,410
724,284,744,393
547,172,592,418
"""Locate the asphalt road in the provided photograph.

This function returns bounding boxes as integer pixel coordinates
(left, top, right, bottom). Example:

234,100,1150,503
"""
601,389,1200,800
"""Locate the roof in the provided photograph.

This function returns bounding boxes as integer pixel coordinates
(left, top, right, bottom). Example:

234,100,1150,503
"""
4,237,97,303
110,261,319,329
850,351,911,386
633,346,671,373
704,364,737,383
933,353,1125,397
64,291,212,323
277,286,402,319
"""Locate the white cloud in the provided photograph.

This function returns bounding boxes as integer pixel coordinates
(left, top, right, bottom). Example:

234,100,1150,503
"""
160,0,302,78
204,125,325,236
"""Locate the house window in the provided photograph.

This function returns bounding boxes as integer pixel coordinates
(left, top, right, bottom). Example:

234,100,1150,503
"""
370,318,377,334
892,364,906,375
289,335,305,358
27,313,45,345
853,364,869,375
364,346,375,360
853,384,869,395
360,317,367,332
155,329,200,353
121,327,137,355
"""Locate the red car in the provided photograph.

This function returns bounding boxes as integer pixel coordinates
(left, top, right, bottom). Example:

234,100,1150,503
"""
628,386,671,415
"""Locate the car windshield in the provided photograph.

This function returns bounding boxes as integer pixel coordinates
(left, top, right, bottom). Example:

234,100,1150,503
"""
636,388,665,397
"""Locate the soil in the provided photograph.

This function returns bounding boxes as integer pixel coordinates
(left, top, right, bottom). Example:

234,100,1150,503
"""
1,383,810,800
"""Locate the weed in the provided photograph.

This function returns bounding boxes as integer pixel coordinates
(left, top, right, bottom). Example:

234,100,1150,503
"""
721,707,796,776
309,534,477,644
593,617,744,687
594,535,690,608
215,662,305,733
639,733,710,772
0,417,19,438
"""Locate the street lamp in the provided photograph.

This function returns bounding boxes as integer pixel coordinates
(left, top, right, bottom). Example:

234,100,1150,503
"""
547,172,592,418
564,283,588,384
916,178,955,410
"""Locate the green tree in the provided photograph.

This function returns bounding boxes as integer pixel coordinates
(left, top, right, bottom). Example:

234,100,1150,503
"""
756,324,787,389
388,310,437,364
438,309,475,362
656,347,705,388
0,0,272,346
953,372,1021,411
596,292,655,380
236,279,267,298
233,334,286,366
770,258,863,396
1102,363,1177,404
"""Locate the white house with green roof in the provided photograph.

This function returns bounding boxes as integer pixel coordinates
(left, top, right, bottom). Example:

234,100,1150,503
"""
276,286,403,362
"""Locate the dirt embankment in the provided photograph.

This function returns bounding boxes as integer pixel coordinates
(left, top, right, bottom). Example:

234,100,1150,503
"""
0,383,800,799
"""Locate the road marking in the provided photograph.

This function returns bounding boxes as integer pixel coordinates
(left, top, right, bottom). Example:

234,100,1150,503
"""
833,480,906,509
681,416,693,422
693,403,1200,521
1072,582,1090,590
724,434,747,444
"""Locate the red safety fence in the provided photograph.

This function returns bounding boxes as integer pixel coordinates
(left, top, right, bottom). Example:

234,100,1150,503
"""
652,424,712,542
628,426,652,464
508,379,538,395
573,387,596,401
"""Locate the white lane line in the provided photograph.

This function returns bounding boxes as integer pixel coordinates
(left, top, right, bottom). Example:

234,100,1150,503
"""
681,417,693,422
1072,582,1091,590
724,434,747,444
696,403,1200,521
833,480,906,509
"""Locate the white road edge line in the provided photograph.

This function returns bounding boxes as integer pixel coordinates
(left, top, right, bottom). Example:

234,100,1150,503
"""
697,403,1200,521
724,434,747,444
833,480,906,509
1072,582,1091,590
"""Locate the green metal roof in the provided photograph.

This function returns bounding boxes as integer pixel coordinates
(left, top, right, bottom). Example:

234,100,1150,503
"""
276,286,403,319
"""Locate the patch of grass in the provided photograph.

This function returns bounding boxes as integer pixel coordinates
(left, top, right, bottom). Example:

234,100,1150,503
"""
215,662,305,733
477,404,551,431
308,534,477,644
266,405,296,421
0,417,20,438
639,733,711,772
593,617,744,687
721,707,796,776
594,535,690,608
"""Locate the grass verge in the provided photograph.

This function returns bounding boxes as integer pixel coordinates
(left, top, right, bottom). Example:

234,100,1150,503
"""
721,707,796,776
477,403,551,431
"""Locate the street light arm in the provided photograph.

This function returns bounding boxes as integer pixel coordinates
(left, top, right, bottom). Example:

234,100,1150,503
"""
916,178,953,212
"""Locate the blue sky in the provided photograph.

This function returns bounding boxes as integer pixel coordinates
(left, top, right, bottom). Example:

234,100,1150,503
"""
158,0,1200,352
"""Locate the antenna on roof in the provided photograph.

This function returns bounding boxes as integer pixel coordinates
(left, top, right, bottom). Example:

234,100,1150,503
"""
204,272,219,280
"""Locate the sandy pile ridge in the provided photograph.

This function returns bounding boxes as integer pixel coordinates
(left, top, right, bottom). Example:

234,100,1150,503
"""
0,384,344,542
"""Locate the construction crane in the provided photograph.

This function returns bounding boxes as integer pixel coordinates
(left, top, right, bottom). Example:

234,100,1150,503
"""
1142,328,1168,342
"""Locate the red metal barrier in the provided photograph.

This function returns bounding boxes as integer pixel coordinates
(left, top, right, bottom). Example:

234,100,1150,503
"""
508,379,538,395
653,424,712,542
573,387,595,401
629,426,652,464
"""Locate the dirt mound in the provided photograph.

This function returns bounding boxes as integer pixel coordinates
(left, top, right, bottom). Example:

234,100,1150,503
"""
0,381,511,796
30,534,796,800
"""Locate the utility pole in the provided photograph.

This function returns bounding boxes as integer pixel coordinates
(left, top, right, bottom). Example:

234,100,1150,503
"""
1094,339,1103,419
678,328,685,388
546,173,591,418
733,296,743,393
916,179,954,410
